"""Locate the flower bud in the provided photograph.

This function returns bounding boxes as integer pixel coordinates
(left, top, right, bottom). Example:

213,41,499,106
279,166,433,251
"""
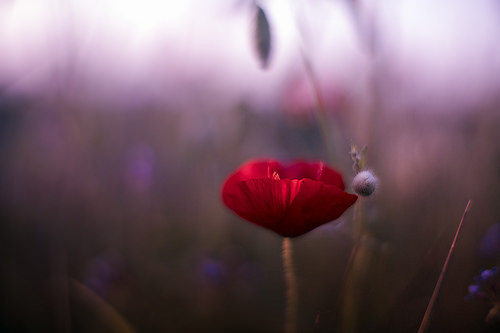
352,170,378,196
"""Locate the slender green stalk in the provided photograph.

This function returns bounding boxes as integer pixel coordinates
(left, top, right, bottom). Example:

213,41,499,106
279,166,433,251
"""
418,200,471,333
51,245,71,333
299,52,336,165
283,237,298,333
338,198,368,333
289,0,337,164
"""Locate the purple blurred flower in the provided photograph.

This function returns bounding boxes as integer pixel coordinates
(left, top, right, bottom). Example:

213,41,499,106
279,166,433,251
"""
468,284,480,295
84,252,124,297
124,144,156,193
199,258,227,285
478,224,500,259
481,267,498,281
466,266,500,317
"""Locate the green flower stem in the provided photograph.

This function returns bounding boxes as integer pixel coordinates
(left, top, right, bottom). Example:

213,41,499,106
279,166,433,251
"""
339,198,368,332
283,237,298,333
299,52,337,165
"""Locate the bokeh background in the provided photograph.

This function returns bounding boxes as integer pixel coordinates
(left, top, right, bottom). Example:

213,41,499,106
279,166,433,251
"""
1,0,500,332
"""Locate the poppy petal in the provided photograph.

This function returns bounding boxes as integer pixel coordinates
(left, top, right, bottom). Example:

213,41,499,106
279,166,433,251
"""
222,178,300,231
223,160,281,185
277,179,357,237
221,160,357,237
280,161,345,189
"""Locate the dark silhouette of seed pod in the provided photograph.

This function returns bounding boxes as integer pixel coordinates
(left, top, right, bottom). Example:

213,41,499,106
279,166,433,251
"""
254,5,272,68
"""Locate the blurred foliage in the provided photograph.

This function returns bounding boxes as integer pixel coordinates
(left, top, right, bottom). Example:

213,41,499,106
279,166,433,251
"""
2,1,500,331
1,90,500,332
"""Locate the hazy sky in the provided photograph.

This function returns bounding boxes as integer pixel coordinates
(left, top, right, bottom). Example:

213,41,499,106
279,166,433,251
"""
0,0,499,114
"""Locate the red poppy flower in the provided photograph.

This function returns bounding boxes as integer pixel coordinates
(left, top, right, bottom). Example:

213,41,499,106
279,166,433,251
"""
222,159,357,237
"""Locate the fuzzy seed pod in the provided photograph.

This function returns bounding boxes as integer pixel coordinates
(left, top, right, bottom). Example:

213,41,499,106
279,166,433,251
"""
352,170,378,196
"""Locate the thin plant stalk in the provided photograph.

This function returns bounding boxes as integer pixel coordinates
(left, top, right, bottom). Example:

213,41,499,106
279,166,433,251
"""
283,237,298,333
289,1,337,164
338,198,369,332
51,245,71,333
336,145,367,331
417,200,472,333
297,51,338,165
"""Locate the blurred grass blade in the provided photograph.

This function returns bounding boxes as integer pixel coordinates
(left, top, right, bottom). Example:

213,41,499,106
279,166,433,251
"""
70,279,135,333
254,5,272,68
418,200,471,333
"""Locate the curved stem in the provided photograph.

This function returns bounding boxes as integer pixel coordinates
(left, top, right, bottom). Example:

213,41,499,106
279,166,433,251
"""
283,237,298,333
